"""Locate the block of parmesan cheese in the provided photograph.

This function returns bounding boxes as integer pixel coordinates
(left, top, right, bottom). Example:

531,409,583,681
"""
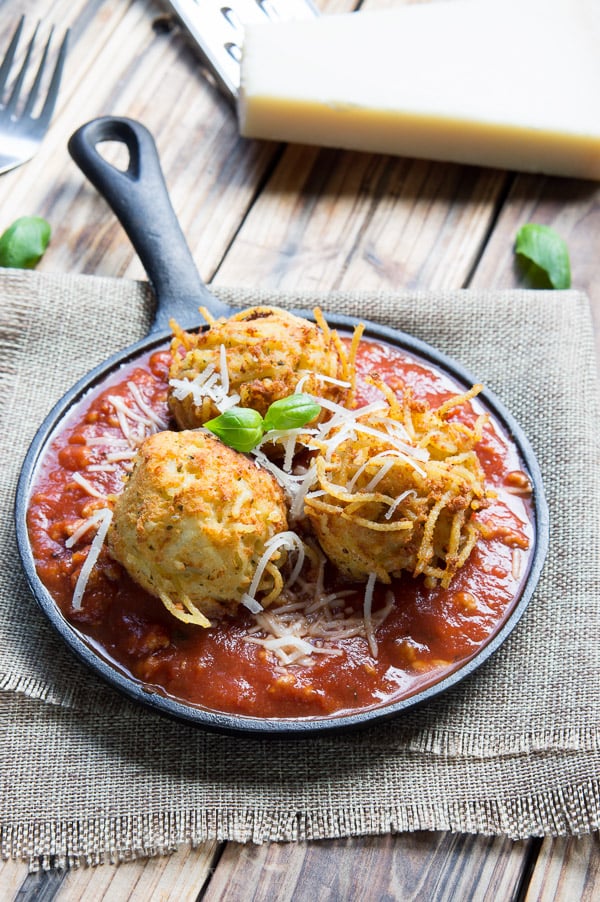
238,0,600,179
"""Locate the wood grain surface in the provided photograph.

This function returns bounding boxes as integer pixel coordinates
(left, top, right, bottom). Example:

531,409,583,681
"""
1,0,598,898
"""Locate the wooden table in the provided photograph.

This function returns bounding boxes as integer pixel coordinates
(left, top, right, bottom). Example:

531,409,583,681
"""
1,0,599,897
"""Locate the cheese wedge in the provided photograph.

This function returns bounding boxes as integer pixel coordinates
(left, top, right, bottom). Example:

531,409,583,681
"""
238,0,600,179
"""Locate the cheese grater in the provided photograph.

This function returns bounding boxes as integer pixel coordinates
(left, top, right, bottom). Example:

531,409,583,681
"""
167,0,319,100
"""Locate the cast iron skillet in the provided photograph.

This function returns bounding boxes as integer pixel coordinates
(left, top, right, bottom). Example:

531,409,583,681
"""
15,116,549,736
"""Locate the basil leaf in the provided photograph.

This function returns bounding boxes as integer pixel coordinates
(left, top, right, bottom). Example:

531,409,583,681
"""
515,223,571,290
0,216,51,269
205,394,321,453
263,393,321,432
205,407,265,453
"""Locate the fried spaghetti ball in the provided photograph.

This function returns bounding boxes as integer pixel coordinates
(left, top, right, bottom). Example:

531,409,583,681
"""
304,382,489,588
107,430,288,627
168,305,359,429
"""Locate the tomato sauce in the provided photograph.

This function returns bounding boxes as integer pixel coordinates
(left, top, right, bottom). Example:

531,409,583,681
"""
27,338,535,719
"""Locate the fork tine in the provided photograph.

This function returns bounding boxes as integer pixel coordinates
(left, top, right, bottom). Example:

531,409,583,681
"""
0,19,69,175
0,16,25,100
4,22,40,115
22,27,53,118
36,27,69,127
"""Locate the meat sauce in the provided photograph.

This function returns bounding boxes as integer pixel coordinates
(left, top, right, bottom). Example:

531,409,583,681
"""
27,339,535,719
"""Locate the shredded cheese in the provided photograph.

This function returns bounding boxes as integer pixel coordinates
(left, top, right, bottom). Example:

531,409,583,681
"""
289,464,320,520
241,595,264,614
108,395,156,427
240,530,305,611
219,343,229,394
512,549,522,581
66,385,171,612
71,472,106,499
85,436,130,447
244,576,395,666
65,508,109,549
256,427,318,475
251,449,310,502
363,573,378,658
105,450,137,463
71,509,113,611
347,450,421,493
295,372,351,392
127,381,169,430
314,397,388,433
244,632,318,666
385,489,417,520
169,344,240,413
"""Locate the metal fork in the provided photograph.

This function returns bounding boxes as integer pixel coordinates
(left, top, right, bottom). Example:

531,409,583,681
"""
0,17,69,175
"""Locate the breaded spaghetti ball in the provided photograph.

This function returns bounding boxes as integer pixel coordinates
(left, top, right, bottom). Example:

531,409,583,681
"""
168,305,357,429
304,383,488,588
107,430,288,627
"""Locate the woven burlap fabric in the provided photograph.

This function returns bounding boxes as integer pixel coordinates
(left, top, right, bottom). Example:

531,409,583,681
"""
1,269,599,865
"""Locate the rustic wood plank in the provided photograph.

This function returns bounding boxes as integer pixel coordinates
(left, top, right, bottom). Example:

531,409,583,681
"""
0,0,356,288
525,835,600,902
469,174,600,348
49,842,220,901
203,833,529,901
0,857,42,900
11,868,67,901
214,146,509,292
0,0,252,283
7,842,221,901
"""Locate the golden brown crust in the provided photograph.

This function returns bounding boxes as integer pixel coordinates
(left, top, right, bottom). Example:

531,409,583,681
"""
107,430,288,626
168,306,355,429
304,381,488,587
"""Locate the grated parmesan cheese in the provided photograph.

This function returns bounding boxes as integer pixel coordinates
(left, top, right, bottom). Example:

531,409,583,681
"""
314,397,388,435
347,449,415,493
85,436,130,448
105,450,137,463
71,472,107,500
219,343,229,394
241,530,306,611
65,507,111,549
363,572,377,658
241,595,263,614
127,381,169,430
251,449,311,503
243,557,395,666
169,344,241,413
108,394,156,428
295,372,351,393
385,489,417,520
70,508,113,611
511,548,522,580
255,427,318,475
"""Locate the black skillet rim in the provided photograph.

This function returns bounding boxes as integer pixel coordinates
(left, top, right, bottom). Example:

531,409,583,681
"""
14,312,550,737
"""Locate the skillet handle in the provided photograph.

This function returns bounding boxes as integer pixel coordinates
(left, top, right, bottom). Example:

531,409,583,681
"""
67,116,231,331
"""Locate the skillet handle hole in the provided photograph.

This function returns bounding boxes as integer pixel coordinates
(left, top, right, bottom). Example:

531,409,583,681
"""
95,140,131,174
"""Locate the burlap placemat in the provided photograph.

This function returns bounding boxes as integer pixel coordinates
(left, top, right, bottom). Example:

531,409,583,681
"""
1,269,599,866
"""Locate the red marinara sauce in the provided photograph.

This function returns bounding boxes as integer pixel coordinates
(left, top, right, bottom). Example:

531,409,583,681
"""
27,338,535,719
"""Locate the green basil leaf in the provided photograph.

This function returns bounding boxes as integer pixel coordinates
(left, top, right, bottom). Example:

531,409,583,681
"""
0,216,51,269
515,223,571,290
262,393,321,432
205,407,265,452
